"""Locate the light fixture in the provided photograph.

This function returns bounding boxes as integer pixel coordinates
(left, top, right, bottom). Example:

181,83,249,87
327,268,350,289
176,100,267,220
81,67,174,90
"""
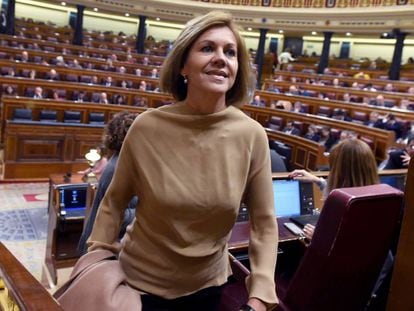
247,27,252,31
346,32,352,36
93,7,98,12
83,149,101,182
61,1,66,5
382,32,388,37
156,17,160,21
311,31,317,35
278,30,284,34
125,13,130,17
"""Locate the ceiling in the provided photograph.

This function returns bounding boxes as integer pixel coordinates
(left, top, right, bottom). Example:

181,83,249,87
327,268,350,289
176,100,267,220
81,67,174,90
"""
34,0,414,39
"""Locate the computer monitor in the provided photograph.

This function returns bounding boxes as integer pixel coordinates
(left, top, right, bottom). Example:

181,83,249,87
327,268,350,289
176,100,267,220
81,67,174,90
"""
273,179,314,218
58,184,88,218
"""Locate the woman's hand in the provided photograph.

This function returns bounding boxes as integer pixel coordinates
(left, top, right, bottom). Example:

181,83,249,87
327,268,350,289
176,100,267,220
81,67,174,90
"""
288,169,320,184
242,298,266,311
303,224,315,240
401,151,411,166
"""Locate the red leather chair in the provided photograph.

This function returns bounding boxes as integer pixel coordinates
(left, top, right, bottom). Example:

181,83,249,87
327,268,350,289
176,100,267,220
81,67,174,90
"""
219,184,403,311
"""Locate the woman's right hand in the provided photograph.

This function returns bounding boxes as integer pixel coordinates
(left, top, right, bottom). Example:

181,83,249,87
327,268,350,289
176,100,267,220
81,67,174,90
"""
288,169,320,184
303,224,315,240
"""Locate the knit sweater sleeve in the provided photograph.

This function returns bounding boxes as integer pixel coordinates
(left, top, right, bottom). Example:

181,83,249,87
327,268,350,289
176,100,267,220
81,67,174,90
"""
244,126,279,309
87,132,137,253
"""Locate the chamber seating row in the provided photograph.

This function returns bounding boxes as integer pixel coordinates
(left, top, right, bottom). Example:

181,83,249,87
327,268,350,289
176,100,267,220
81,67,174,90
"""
283,63,414,81
272,70,414,93
0,59,159,91
0,33,165,65
263,80,414,104
242,105,395,163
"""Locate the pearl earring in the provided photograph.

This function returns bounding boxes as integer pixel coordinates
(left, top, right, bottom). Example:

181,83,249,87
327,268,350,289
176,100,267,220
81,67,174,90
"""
183,74,188,84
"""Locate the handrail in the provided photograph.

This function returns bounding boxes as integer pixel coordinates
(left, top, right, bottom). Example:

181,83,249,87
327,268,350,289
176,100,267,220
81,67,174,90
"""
0,242,62,310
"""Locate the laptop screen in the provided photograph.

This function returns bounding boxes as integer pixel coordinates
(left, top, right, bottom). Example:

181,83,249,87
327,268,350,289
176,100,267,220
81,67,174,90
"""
236,178,314,222
273,179,301,217
59,185,87,213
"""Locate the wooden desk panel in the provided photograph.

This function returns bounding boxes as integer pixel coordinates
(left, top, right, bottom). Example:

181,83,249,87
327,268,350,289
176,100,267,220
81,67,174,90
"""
3,123,103,178
45,174,92,286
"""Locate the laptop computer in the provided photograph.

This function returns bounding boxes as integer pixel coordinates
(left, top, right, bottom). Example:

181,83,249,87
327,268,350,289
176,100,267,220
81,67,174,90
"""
290,213,320,228
58,184,88,219
273,178,315,218
236,178,315,223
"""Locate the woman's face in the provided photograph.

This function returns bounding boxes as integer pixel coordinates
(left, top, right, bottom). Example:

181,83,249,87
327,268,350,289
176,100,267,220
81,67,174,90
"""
181,26,238,99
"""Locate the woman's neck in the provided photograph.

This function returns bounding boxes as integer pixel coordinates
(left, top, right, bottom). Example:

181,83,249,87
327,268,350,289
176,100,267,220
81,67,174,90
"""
184,91,227,115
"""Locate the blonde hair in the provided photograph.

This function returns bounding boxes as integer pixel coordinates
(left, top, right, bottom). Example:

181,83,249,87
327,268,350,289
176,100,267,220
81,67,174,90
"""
327,138,379,194
160,11,254,106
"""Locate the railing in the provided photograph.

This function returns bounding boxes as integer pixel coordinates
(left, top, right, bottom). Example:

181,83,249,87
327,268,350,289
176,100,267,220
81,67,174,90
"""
0,242,62,310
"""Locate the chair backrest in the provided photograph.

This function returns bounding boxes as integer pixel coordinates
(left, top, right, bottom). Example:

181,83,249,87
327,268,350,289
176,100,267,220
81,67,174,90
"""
66,74,79,82
267,116,283,131
317,106,332,117
13,108,32,121
282,184,403,311
39,110,57,123
352,111,368,124
64,111,82,123
88,112,105,125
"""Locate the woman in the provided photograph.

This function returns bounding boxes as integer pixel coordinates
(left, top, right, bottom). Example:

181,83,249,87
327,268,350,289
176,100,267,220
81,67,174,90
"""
289,138,379,239
87,11,278,311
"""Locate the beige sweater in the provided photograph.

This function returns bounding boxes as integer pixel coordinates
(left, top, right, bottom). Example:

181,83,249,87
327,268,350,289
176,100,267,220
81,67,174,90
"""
88,102,279,307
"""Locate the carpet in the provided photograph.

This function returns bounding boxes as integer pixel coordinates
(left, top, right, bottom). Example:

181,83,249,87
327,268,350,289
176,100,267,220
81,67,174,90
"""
0,207,48,241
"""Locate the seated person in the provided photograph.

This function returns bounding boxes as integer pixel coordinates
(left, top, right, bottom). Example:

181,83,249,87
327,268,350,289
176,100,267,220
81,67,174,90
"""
33,86,43,99
384,114,403,140
318,125,338,152
47,69,60,81
78,112,139,255
282,121,301,136
138,80,148,91
289,138,379,237
99,92,109,104
332,108,352,122
78,146,109,176
289,138,394,307
304,124,320,142
365,111,386,129
73,91,89,102
250,95,266,107
382,137,414,169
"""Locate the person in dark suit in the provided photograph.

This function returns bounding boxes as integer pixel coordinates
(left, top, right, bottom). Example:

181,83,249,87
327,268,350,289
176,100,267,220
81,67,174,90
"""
319,125,338,152
270,149,287,172
0,10,6,34
282,121,301,136
364,111,386,129
384,114,403,140
383,138,414,169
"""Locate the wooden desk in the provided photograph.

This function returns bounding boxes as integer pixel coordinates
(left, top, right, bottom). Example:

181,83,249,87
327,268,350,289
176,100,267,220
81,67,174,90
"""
44,173,95,286
228,218,299,252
